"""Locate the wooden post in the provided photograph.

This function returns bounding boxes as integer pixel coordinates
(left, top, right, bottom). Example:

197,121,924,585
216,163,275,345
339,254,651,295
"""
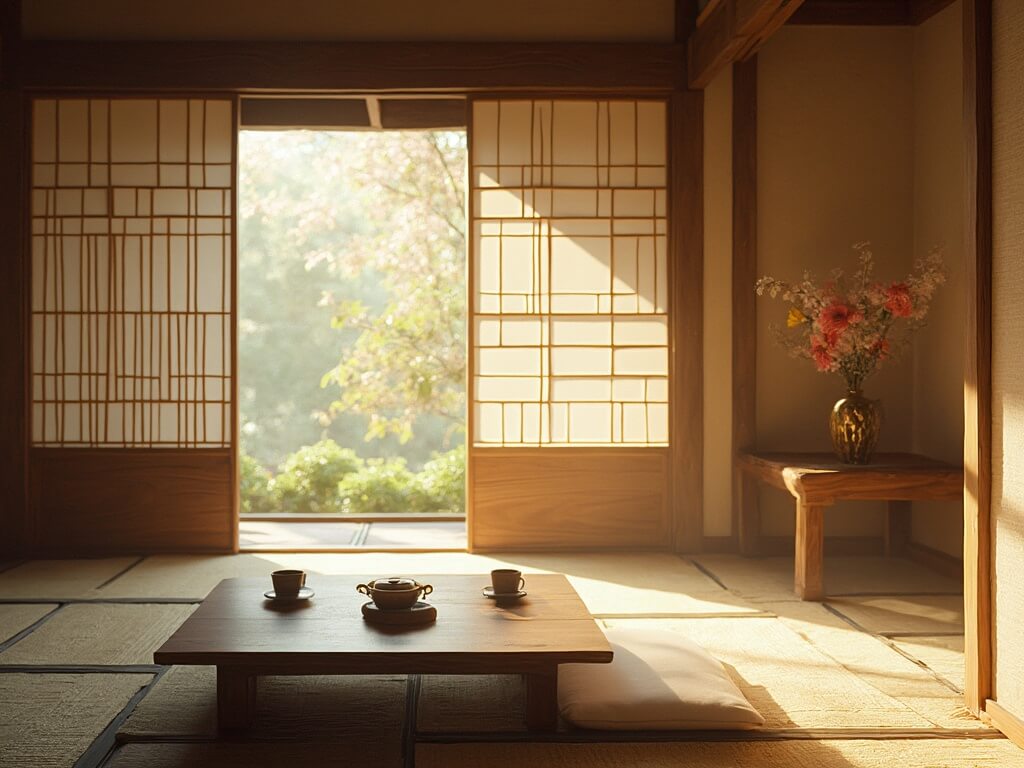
885,500,912,556
217,667,256,734
733,57,758,552
794,501,825,600
524,668,559,732
962,0,992,716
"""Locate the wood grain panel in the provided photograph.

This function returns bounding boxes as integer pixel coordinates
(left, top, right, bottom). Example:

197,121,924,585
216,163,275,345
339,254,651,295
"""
28,449,234,555
20,41,684,92
470,449,670,550
240,97,370,128
378,99,466,129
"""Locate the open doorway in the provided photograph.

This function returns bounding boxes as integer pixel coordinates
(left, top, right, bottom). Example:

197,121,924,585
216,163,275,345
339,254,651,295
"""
237,120,467,550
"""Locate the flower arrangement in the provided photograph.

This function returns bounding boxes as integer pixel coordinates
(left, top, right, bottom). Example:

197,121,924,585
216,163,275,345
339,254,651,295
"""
755,243,946,392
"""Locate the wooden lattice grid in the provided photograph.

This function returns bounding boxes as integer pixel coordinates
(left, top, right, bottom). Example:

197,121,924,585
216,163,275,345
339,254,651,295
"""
30,97,235,447
470,99,669,447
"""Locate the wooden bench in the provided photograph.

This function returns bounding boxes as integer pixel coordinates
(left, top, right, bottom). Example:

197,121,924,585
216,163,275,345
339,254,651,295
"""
736,452,963,600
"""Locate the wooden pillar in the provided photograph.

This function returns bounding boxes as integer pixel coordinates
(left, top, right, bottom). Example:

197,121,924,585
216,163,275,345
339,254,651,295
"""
963,0,992,716
217,667,256,734
732,57,758,552
0,0,27,557
671,0,706,553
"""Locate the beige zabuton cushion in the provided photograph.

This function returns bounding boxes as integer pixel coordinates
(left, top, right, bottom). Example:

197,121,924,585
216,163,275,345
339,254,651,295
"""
558,627,765,730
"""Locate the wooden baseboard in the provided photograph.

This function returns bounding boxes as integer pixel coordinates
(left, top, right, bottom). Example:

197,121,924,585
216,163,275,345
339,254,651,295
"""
984,699,1024,750
907,540,963,581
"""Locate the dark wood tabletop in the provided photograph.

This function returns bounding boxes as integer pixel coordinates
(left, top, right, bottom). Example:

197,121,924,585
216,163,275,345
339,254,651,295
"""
154,573,613,673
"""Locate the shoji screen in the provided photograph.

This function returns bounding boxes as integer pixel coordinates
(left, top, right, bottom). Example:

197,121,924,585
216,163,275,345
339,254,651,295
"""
28,98,236,554
469,99,671,549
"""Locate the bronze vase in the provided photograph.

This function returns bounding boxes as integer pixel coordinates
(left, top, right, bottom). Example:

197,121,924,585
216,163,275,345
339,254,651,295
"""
829,389,881,464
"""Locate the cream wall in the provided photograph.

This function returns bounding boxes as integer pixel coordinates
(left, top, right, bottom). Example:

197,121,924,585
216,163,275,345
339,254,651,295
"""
992,0,1024,723
755,26,916,538
23,0,674,41
703,66,734,538
910,2,966,559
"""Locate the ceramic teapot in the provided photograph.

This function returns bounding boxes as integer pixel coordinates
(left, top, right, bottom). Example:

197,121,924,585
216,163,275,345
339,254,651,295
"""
356,577,433,610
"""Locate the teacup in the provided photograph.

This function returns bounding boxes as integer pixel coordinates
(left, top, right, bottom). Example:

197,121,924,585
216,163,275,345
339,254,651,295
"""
271,569,306,597
357,577,433,610
490,568,525,595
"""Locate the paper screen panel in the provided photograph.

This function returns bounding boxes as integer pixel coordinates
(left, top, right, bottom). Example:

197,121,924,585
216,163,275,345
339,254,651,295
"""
30,98,234,447
471,99,668,446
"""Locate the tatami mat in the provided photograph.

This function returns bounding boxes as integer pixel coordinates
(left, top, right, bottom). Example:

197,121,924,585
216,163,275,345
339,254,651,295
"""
891,635,966,693
603,617,933,729
760,600,976,729
825,595,964,635
0,603,195,665
0,673,151,767
105,552,761,617
0,603,58,644
107,742,401,768
0,557,139,598
418,675,526,733
97,555,296,599
693,555,962,603
119,667,407,742
416,739,1024,768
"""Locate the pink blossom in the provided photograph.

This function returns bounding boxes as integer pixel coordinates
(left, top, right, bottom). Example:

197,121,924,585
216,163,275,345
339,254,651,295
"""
885,283,913,318
810,334,834,372
818,303,859,337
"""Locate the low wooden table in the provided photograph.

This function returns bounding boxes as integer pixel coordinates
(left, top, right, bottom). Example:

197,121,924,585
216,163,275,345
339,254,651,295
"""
154,573,612,733
736,452,963,601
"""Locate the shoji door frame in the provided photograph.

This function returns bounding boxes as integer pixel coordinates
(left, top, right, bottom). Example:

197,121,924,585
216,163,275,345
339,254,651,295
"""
22,92,240,555
5,35,704,555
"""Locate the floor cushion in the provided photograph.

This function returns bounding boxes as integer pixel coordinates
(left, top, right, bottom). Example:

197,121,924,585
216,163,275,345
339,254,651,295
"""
557,627,765,730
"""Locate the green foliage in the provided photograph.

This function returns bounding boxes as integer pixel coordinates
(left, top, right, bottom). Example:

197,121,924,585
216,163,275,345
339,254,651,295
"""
336,458,420,515
239,450,274,514
269,440,362,514
415,445,466,513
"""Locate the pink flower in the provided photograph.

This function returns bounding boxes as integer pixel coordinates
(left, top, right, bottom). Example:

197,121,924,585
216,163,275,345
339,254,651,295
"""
871,338,890,360
885,283,913,317
818,303,859,337
810,334,834,372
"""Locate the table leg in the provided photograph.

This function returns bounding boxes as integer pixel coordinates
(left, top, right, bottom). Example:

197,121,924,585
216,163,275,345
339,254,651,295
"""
524,668,559,732
886,500,912,557
217,667,256,734
794,501,825,601
738,472,761,556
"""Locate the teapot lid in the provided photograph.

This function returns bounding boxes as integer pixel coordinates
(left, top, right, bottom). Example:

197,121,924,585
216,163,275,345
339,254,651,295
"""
372,577,418,591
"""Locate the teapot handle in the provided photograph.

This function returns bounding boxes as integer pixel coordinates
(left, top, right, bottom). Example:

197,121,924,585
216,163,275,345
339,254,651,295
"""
356,584,371,596
420,584,433,597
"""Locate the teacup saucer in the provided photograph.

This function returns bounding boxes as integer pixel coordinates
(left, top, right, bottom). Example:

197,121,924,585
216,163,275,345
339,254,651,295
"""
483,586,527,601
264,586,315,602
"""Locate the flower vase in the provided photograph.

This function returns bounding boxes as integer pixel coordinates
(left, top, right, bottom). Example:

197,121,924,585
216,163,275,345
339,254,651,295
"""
829,389,881,464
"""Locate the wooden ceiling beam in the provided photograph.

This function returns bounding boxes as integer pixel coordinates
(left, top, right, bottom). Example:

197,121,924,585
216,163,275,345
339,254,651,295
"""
789,0,956,25
687,0,804,88
19,40,684,92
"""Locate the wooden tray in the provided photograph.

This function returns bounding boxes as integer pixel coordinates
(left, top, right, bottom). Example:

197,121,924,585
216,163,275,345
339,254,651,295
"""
361,601,437,626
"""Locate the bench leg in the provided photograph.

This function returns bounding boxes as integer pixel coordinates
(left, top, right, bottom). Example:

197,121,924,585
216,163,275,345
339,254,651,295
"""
886,500,912,557
524,668,559,732
217,667,256,734
794,501,825,601
737,472,761,556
